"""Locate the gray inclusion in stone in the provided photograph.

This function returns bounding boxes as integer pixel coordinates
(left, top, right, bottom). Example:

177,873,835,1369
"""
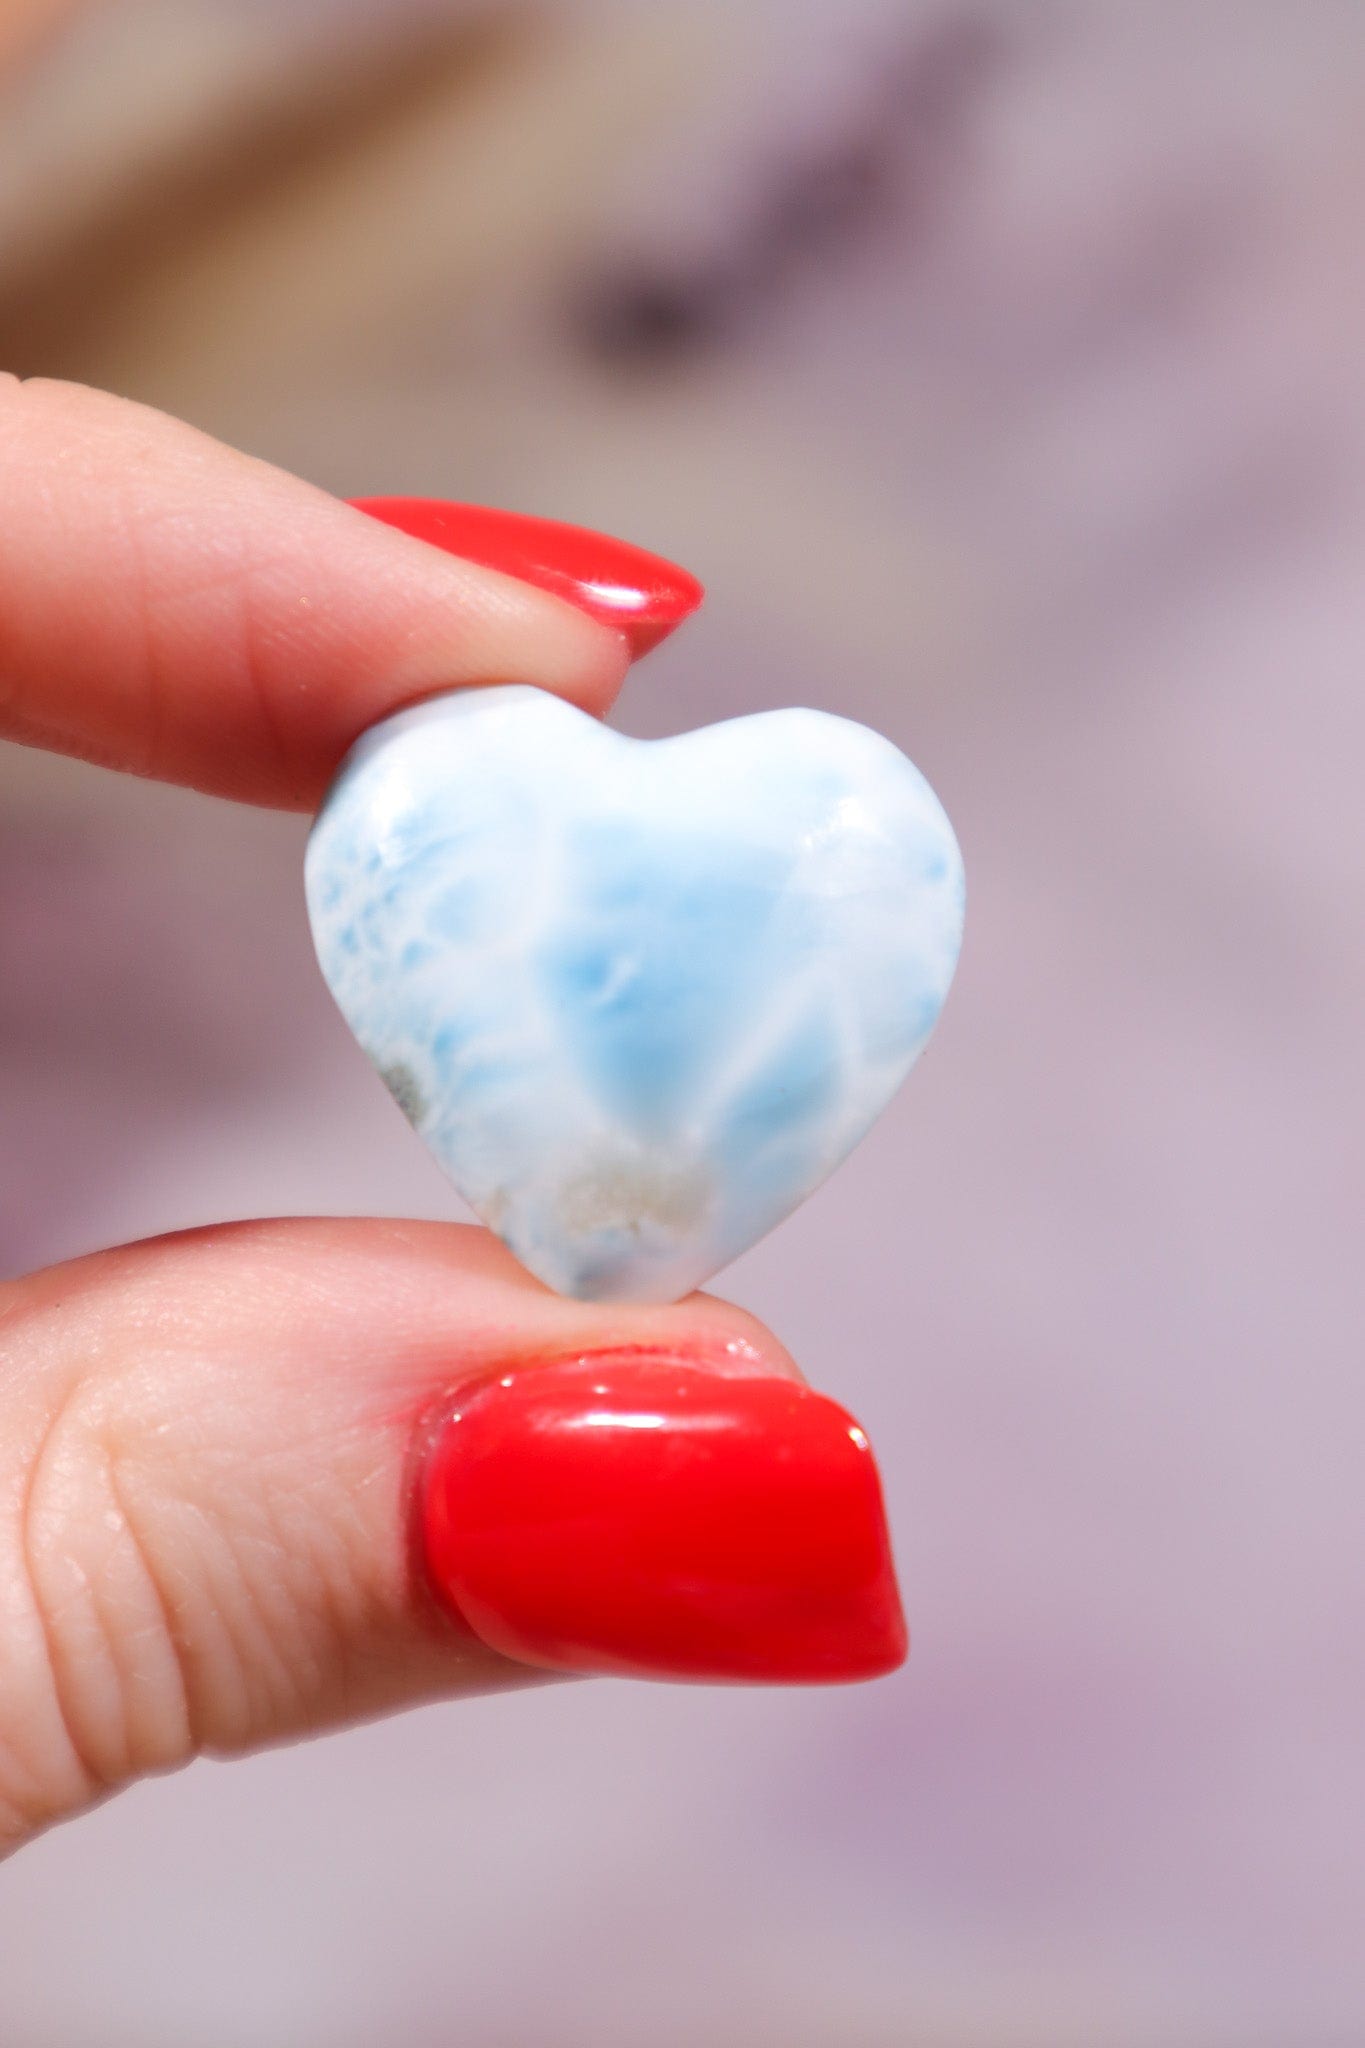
378,1059,428,1130
555,1153,713,1238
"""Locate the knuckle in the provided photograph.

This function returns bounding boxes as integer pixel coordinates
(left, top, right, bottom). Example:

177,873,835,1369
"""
0,1374,194,1847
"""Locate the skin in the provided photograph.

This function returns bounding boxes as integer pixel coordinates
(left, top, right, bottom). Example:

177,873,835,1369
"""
0,378,805,1858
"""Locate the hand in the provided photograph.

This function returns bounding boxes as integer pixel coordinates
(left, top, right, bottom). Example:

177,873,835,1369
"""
0,377,904,1858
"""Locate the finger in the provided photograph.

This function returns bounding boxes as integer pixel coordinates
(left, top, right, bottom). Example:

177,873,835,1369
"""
0,378,633,806
0,1219,904,1853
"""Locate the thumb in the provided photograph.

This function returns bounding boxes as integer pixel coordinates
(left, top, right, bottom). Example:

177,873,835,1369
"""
0,1218,904,1854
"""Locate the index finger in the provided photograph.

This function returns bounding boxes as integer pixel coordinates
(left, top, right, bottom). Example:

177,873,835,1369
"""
0,379,655,807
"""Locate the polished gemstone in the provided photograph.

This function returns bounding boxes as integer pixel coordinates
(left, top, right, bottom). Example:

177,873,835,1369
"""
305,687,964,1302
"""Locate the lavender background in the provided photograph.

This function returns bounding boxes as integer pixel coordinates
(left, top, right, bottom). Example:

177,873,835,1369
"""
1,4,1363,2043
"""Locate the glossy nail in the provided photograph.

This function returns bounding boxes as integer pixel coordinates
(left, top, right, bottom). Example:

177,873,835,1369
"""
350,497,703,657
420,1358,907,1684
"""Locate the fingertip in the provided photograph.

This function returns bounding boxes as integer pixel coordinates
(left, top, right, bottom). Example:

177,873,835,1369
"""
349,497,704,662
418,1354,905,1685
0,381,637,805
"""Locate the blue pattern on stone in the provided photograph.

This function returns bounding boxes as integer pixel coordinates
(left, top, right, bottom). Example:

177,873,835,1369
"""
305,686,965,1302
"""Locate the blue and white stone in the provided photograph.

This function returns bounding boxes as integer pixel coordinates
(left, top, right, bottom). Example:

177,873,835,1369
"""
305,686,964,1302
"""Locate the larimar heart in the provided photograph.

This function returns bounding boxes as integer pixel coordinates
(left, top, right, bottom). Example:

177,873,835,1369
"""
305,687,964,1302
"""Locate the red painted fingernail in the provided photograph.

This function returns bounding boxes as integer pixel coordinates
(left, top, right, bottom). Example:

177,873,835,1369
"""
350,497,703,658
420,1358,906,1684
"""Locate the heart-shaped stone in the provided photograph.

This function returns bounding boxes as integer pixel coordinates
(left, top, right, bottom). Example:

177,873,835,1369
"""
305,687,964,1302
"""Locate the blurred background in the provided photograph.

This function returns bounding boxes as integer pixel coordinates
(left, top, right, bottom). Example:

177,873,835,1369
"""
1,2,1363,2043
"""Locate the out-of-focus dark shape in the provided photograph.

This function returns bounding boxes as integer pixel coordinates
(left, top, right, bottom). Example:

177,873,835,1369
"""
576,267,737,368
573,8,1008,367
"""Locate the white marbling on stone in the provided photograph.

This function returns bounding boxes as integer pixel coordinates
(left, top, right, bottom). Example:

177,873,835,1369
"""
304,686,964,1301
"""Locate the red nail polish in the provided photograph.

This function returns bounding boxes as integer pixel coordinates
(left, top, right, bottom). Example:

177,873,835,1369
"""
350,498,703,657
420,1359,906,1684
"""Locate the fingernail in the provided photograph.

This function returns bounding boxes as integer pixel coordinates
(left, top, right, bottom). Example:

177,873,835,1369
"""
350,497,703,658
419,1358,906,1684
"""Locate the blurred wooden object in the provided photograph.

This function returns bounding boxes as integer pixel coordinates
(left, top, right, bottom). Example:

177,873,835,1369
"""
0,2,964,681
0,5,698,444
1,9,528,383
